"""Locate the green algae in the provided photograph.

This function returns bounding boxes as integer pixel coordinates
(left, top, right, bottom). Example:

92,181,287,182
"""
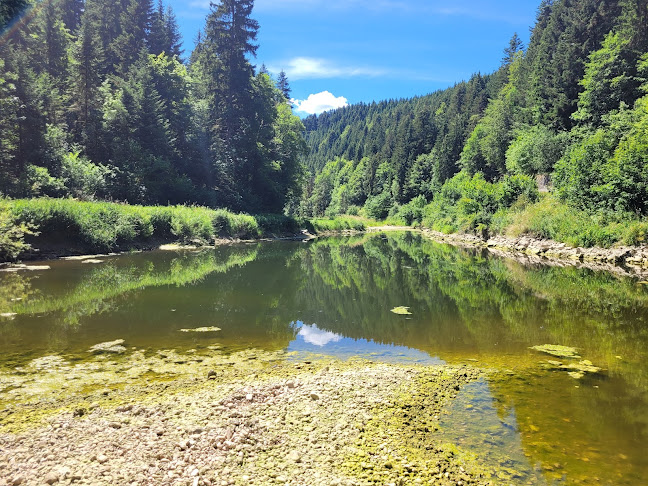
342,365,496,484
390,306,412,315
178,326,221,333
530,344,581,359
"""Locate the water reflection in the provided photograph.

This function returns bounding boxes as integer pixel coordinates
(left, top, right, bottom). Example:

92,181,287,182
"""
1,233,648,484
288,321,440,363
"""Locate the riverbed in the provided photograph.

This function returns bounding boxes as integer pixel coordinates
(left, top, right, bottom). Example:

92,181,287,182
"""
1,232,647,485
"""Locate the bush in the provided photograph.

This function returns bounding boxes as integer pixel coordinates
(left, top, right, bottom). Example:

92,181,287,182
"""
395,195,426,225
60,152,112,200
506,125,567,175
363,192,392,220
0,200,35,261
503,195,630,248
310,217,366,232
212,209,260,239
422,171,539,236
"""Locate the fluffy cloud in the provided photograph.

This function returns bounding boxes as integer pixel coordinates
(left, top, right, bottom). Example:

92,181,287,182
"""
292,91,348,115
298,324,343,347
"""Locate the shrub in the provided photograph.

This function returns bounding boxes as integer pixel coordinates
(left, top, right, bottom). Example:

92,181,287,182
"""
363,192,392,220
60,152,112,200
422,171,539,236
212,209,260,239
0,200,35,260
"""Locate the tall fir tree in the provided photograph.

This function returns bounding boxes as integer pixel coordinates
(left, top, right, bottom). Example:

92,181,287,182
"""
197,0,260,207
276,70,291,101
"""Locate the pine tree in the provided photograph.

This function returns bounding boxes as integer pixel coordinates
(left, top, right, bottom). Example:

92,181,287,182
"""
197,0,259,207
69,9,104,160
502,33,524,66
0,0,29,32
60,0,84,33
276,70,291,101
149,1,183,58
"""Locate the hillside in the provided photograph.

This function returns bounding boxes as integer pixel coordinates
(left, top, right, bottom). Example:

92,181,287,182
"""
299,0,648,248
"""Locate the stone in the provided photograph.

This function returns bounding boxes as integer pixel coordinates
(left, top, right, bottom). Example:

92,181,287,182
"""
288,450,302,463
44,472,59,484
89,340,127,354
96,454,108,464
310,393,320,400
390,306,412,315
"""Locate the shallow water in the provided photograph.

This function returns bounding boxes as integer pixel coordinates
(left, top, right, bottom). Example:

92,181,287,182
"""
1,232,648,484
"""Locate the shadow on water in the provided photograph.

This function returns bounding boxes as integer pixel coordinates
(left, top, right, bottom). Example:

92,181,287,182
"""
1,232,648,484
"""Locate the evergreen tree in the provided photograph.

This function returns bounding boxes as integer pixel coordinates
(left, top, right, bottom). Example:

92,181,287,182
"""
276,70,291,101
60,0,84,33
196,0,260,207
0,0,29,32
149,1,183,58
69,9,103,160
502,32,524,66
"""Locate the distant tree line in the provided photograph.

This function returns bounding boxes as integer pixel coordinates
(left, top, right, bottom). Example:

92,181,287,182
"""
0,0,306,213
300,0,648,225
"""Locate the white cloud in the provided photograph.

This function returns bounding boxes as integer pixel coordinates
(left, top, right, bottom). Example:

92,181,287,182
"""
271,57,385,81
292,91,348,115
298,324,343,347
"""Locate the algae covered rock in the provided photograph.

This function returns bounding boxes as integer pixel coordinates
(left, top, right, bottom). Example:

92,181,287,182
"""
89,339,127,354
530,344,581,359
543,359,603,379
179,326,222,333
390,306,412,315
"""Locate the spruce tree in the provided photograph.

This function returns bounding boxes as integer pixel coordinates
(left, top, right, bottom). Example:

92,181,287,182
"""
149,1,183,58
277,70,291,101
199,0,259,207
0,0,29,32
502,33,524,67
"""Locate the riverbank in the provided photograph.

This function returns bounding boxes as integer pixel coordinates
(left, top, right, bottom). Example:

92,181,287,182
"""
0,198,375,263
421,228,648,276
0,348,497,486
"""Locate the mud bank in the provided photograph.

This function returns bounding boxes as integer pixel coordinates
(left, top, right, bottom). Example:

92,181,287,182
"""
0,347,507,486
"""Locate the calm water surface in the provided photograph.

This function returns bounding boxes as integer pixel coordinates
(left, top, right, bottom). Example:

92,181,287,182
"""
1,232,648,485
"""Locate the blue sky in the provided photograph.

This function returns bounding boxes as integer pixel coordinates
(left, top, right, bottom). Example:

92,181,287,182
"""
168,0,540,116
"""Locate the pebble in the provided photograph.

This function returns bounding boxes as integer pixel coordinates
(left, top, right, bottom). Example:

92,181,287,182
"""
43,472,59,484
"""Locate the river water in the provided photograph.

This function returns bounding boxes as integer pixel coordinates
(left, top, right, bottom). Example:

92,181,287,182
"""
1,232,647,485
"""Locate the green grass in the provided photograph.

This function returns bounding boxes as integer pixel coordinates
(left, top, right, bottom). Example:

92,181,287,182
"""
0,199,394,261
496,194,647,248
309,216,368,232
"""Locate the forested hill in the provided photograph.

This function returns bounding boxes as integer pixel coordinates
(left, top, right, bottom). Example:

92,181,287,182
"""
0,0,306,213
299,0,648,235
302,71,501,175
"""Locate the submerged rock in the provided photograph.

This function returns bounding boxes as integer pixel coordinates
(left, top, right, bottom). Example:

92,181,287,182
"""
530,344,581,359
179,326,222,333
544,359,603,379
89,339,127,354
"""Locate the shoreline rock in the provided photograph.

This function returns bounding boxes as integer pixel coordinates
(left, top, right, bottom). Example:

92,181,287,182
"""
421,229,648,277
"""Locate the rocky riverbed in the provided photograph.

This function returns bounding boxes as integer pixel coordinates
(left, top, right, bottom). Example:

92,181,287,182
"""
0,347,505,486
422,229,648,277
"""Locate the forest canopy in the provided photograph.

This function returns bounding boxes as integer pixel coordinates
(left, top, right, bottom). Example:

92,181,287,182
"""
0,0,307,213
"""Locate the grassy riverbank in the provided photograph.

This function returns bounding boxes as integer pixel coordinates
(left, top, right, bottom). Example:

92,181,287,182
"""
383,191,648,249
0,198,373,262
